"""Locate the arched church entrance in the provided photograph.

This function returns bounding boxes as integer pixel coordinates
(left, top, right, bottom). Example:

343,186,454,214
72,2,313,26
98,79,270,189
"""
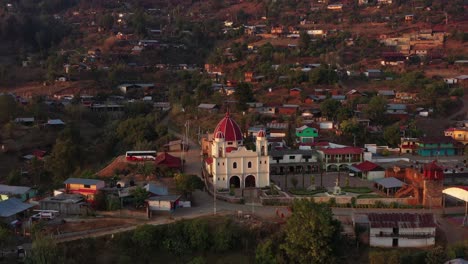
229,176,241,188
245,175,256,188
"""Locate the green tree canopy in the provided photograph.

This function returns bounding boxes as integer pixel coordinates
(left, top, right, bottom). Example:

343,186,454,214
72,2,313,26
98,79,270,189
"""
45,124,82,181
0,94,17,124
116,116,156,148
365,96,387,124
320,98,341,120
174,174,204,199
280,199,341,264
130,186,149,208
383,123,401,147
26,235,62,264
234,82,255,111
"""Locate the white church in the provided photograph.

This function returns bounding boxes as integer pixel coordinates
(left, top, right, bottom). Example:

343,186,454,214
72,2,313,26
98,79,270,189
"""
204,112,270,189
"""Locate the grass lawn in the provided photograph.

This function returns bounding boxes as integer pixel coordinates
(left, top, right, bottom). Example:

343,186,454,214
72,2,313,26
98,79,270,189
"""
341,187,373,194
289,188,326,196
357,194,383,199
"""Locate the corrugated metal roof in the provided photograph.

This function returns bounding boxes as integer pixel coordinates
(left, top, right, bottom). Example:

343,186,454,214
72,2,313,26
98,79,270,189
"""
0,184,31,195
375,177,404,189
0,198,34,217
64,178,104,186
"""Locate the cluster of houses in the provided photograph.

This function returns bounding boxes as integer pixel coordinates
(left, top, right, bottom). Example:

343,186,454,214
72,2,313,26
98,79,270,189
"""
0,174,186,225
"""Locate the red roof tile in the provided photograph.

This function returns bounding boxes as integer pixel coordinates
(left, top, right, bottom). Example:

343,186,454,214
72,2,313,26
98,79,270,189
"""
354,161,382,172
321,147,363,155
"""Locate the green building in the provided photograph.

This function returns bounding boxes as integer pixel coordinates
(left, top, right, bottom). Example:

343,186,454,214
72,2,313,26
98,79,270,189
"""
416,136,462,157
295,125,319,143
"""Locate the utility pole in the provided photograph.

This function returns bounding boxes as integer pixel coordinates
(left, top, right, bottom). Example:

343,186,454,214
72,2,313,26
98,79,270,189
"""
214,184,217,215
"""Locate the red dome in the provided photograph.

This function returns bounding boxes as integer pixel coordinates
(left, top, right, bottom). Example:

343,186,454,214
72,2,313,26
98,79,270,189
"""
257,130,266,138
214,112,243,142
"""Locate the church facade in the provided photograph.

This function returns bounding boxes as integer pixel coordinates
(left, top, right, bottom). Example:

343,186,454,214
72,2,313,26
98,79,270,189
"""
205,112,270,189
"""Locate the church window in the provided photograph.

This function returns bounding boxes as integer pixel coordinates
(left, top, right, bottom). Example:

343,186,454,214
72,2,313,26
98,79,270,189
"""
217,178,220,181
261,146,265,156
248,161,252,168
217,162,220,166
228,142,233,145
289,155,295,160
233,162,237,169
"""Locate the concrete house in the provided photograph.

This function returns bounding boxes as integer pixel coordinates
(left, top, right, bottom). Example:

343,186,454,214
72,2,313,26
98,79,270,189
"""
295,125,319,143
368,213,436,248
0,184,37,202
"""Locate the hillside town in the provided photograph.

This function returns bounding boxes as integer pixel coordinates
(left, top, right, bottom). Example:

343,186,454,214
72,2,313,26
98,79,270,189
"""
0,0,467,263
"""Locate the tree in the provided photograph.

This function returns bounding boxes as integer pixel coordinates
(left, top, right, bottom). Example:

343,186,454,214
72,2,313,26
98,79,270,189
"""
320,98,341,121
365,96,387,124
26,235,62,264
45,138,81,181
174,174,204,199
340,118,361,137
383,124,401,147
116,116,156,148
0,94,17,124
98,14,114,30
0,226,13,249
256,239,278,264
280,200,340,264
426,246,448,264
185,219,210,251
7,169,21,185
298,31,310,53
234,82,255,111
130,187,149,208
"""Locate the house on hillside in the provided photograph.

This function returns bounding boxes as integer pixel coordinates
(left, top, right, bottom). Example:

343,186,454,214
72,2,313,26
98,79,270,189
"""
0,184,37,202
378,90,396,98
155,152,182,170
295,125,318,143
15,117,35,126
289,87,302,97
117,83,154,94
444,127,468,145
365,69,382,79
367,213,436,248
386,103,408,115
278,104,299,115
395,92,418,103
198,103,219,113
349,161,385,180
0,198,34,224
46,119,65,126
39,193,87,215
400,138,419,154
64,178,105,201
163,140,188,152
416,137,463,157
381,52,405,66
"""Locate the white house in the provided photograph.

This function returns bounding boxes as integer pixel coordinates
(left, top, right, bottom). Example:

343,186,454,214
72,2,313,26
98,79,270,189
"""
368,213,436,248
